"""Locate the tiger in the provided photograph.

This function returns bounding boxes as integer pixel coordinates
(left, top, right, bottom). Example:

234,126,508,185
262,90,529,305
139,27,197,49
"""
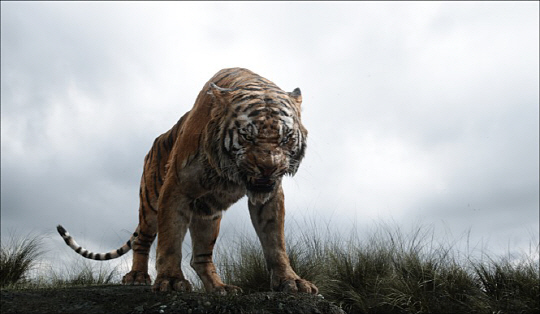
57,67,318,295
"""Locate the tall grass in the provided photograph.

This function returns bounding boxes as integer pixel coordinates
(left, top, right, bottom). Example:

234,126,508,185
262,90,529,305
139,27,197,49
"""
2,225,538,313
49,260,120,287
1,232,119,289
219,237,270,293
216,223,539,314
474,254,540,313
1,233,44,287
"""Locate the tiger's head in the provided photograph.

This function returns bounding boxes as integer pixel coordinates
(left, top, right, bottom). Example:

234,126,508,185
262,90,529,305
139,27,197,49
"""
205,82,307,202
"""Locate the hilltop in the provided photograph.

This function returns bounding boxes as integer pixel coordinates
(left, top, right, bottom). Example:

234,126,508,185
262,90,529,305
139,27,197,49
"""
1,285,345,314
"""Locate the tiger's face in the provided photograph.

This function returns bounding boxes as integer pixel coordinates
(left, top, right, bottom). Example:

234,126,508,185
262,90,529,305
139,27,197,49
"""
228,108,304,194
208,83,307,198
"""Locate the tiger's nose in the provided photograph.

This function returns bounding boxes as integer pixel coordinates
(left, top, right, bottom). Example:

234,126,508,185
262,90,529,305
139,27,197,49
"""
257,164,278,177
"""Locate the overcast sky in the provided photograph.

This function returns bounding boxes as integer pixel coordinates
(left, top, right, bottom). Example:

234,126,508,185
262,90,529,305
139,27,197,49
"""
1,2,538,275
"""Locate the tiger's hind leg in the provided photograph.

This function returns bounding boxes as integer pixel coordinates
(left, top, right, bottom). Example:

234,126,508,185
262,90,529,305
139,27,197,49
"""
122,202,157,285
189,214,242,295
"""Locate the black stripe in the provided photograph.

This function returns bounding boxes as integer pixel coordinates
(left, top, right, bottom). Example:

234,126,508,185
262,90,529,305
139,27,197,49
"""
242,101,264,113
76,247,82,253
167,128,176,148
145,184,154,208
248,109,263,118
155,144,162,164
104,253,112,260
138,230,154,239
57,225,67,236
94,253,101,260
156,167,164,186
146,195,157,213
153,171,160,196
141,200,148,225
268,109,281,117
136,241,152,248
276,96,293,106
82,251,88,258
232,93,256,103
196,253,213,258
144,189,157,213
117,248,124,256
279,109,291,117
214,69,242,85
241,87,262,92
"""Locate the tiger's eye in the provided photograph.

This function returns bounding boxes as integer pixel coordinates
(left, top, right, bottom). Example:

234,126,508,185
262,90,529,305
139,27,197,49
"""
280,132,294,145
240,131,254,142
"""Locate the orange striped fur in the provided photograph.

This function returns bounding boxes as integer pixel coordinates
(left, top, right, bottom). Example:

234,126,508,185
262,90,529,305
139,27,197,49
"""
58,68,317,294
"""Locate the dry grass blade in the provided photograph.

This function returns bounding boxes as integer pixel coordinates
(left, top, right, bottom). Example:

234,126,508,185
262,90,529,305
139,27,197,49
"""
0,233,44,287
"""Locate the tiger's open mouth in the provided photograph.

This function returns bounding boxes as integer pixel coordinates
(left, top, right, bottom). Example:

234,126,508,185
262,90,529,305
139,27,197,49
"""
246,177,276,193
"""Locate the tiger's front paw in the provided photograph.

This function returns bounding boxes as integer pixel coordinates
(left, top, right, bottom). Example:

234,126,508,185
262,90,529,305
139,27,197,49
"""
211,284,243,296
122,270,151,285
152,276,192,292
275,278,318,294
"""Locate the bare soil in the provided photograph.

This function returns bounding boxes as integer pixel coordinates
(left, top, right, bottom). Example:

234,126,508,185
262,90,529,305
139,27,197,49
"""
1,285,346,314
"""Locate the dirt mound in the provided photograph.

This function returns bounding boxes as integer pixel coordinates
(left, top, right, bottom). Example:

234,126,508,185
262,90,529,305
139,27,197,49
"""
1,285,345,314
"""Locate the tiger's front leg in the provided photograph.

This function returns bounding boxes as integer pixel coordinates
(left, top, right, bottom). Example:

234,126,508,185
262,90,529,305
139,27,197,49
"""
152,183,193,292
189,215,242,295
248,186,318,294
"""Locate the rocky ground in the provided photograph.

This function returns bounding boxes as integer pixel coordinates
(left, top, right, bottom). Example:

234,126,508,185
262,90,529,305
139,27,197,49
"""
1,285,346,314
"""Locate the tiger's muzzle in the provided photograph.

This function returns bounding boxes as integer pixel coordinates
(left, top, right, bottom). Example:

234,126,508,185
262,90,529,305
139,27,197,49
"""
242,147,288,193
244,163,284,193
246,177,276,193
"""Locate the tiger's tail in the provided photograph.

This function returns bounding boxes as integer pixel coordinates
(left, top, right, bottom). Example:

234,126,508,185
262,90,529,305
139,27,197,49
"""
56,225,137,260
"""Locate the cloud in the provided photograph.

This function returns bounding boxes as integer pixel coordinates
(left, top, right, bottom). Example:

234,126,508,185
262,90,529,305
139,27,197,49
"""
1,2,538,272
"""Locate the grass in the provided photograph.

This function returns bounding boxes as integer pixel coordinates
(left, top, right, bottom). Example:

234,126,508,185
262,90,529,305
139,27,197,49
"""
216,223,539,314
474,256,540,313
2,224,538,314
1,232,119,289
0,232,43,288
48,261,119,287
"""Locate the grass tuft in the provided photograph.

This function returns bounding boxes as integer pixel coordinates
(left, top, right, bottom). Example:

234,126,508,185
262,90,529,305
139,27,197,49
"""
474,255,540,314
219,237,270,293
50,261,120,287
1,233,44,288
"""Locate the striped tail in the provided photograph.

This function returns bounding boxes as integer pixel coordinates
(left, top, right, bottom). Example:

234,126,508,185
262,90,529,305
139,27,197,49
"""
56,225,136,260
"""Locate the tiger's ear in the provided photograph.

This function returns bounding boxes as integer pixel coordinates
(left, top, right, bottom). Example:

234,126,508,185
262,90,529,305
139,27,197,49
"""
208,82,234,102
289,88,302,105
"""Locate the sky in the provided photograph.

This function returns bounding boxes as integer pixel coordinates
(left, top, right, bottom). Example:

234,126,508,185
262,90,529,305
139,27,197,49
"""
1,2,539,277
